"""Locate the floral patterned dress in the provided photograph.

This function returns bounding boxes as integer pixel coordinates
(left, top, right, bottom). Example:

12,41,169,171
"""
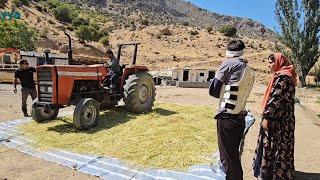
253,74,296,180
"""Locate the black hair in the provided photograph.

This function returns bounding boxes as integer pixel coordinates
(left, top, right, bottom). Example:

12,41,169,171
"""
19,59,28,65
227,40,245,51
106,49,114,56
268,54,275,61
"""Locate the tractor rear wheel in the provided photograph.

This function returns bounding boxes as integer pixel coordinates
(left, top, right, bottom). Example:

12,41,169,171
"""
73,98,100,130
31,103,59,123
124,72,156,113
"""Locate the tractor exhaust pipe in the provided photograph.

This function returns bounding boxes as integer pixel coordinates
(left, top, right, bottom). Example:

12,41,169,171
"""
64,31,73,65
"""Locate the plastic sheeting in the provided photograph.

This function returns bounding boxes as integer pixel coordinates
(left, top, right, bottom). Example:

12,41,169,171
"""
0,118,226,180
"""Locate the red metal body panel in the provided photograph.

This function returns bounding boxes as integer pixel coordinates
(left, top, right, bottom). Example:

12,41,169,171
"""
37,65,108,105
56,65,108,105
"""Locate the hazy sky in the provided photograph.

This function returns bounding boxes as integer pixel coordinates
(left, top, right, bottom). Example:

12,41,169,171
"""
185,0,278,30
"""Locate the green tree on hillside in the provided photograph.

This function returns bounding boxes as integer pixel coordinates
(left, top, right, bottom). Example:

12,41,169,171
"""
275,0,320,87
219,25,237,37
53,4,74,23
0,21,36,51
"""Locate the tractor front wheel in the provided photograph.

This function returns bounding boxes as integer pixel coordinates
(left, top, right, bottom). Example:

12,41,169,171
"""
124,72,156,113
73,98,100,130
31,103,59,123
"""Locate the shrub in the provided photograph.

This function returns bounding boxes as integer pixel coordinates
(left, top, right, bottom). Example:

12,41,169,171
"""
36,17,41,23
35,5,43,12
189,30,199,36
0,0,8,8
219,25,237,37
13,0,22,7
53,4,73,23
72,16,89,27
99,36,109,47
40,26,49,38
182,22,189,26
0,21,37,51
206,26,213,34
140,19,149,26
155,33,162,39
20,0,29,6
160,27,172,36
48,19,55,24
66,25,74,31
76,25,103,42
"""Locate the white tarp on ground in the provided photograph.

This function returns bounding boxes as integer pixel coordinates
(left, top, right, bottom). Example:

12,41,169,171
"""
0,113,255,180
0,118,226,180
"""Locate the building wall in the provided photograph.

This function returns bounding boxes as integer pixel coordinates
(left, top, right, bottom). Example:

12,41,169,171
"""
172,69,210,82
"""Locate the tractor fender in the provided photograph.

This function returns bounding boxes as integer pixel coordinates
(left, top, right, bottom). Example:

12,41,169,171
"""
121,66,149,88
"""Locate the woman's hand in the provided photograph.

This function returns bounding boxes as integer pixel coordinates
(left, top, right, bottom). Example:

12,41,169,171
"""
262,119,269,130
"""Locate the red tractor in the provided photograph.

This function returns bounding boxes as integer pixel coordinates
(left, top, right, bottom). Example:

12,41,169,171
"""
31,33,156,130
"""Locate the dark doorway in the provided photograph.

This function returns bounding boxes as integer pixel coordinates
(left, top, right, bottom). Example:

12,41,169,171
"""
183,70,189,81
207,71,215,81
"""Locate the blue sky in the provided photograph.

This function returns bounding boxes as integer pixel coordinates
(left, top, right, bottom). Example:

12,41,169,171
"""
185,0,277,30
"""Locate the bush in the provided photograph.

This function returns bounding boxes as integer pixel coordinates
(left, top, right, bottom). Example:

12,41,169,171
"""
219,25,237,37
13,0,29,6
35,5,43,12
75,25,103,42
66,25,74,31
20,0,29,6
53,4,73,23
40,26,49,38
72,16,89,27
99,36,109,47
48,19,55,24
182,22,189,26
140,19,149,26
206,26,213,34
0,0,8,8
13,0,22,7
48,0,60,9
0,21,37,51
189,30,199,36
160,27,172,36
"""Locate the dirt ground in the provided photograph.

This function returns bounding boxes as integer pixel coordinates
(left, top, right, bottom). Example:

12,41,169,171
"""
0,83,320,179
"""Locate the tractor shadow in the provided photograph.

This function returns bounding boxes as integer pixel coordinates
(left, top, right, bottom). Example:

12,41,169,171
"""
47,107,177,134
295,171,320,180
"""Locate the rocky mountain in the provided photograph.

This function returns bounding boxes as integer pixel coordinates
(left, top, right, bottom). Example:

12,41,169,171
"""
61,0,275,39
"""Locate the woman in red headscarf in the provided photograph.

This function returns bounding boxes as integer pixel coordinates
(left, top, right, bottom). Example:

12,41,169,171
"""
253,53,297,180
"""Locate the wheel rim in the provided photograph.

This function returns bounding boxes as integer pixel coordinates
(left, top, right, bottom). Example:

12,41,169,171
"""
139,84,151,104
84,105,97,126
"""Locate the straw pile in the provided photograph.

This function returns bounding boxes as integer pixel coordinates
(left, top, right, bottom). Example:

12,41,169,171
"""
20,103,217,170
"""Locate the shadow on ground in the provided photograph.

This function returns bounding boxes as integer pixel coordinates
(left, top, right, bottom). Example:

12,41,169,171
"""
47,106,177,134
295,171,320,180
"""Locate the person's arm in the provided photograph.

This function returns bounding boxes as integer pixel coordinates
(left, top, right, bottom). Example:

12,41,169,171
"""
209,61,230,98
13,71,19,93
30,67,36,72
262,75,292,129
209,78,224,98
108,57,119,68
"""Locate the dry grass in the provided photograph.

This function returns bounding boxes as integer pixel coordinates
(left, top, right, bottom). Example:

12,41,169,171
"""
20,103,218,170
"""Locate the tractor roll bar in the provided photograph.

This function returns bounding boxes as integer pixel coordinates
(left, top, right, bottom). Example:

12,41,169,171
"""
117,42,141,65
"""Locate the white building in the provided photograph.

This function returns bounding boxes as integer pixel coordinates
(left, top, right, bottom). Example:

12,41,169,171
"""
171,68,215,82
